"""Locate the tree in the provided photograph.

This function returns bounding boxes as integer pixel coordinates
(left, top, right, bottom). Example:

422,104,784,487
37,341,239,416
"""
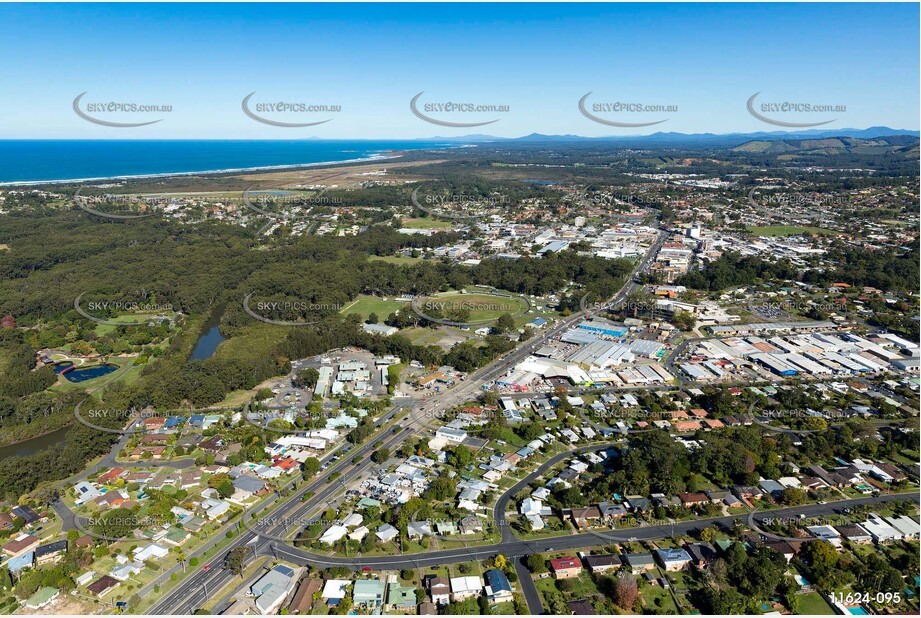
447,445,473,469
493,313,515,334
227,547,251,578
526,553,547,574
293,367,320,389
780,487,806,506
371,448,390,464
302,457,321,477
368,313,379,324
613,574,638,610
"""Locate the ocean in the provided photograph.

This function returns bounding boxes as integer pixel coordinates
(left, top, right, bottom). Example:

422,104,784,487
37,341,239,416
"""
0,140,452,184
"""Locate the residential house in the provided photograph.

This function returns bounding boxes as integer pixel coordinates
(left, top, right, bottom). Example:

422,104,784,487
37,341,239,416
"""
2,534,39,558
251,565,297,615
35,540,68,565
449,576,482,601
622,553,656,573
425,576,450,605
549,557,582,579
655,548,692,572
87,575,120,598
484,569,513,603
582,554,622,574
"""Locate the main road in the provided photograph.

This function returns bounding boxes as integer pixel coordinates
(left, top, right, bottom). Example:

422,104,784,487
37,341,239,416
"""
145,228,668,613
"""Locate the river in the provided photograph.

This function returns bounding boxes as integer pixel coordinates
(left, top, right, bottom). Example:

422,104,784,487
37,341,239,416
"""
0,423,71,459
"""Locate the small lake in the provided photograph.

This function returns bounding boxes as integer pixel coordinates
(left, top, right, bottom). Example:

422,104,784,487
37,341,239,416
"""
0,423,71,459
190,309,226,361
63,363,119,383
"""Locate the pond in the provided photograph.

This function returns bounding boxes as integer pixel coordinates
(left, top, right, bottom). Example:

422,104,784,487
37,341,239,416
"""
63,363,119,383
190,308,226,360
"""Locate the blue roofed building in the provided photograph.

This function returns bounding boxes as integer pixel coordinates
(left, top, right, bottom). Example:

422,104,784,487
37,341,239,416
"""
484,569,513,603
164,416,184,429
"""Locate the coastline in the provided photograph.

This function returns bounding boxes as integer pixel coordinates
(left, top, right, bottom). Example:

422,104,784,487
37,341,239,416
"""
0,150,407,187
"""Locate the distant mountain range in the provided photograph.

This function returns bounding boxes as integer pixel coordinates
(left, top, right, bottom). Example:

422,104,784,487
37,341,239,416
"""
731,135,919,155
427,127,920,147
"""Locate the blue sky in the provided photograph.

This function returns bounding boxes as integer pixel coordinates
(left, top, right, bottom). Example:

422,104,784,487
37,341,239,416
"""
0,3,917,139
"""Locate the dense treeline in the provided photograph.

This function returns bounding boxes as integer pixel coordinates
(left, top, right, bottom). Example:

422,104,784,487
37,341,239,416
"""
678,244,920,294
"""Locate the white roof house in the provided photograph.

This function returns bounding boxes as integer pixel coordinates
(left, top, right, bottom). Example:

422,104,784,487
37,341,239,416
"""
319,525,348,545
322,579,351,600
133,544,169,561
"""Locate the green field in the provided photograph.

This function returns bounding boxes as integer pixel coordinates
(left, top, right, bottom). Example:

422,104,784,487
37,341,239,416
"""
797,592,835,615
419,291,528,324
400,217,454,229
368,255,425,266
340,295,406,320
93,312,174,336
747,226,837,237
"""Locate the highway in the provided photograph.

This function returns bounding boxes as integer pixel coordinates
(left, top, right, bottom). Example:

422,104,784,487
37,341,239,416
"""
144,227,669,613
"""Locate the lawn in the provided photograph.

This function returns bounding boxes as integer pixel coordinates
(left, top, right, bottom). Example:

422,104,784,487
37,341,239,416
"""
339,295,406,321
797,591,835,615
418,291,528,324
747,226,837,237
400,217,455,229
640,581,678,613
368,255,424,266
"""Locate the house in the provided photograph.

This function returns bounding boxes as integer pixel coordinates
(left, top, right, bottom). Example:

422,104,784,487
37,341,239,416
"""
685,542,717,568
418,601,437,615
251,565,297,615
133,543,169,561
376,524,398,543
34,540,68,565
570,506,602,529
484,569,513,603
386,582,417,610
655,548,692,571
232,475,266,500
834,524,872,544
425,576,451,605
549,556,582,579
582,554,622,574
110,562,144,581
286,577,322,615
353,579,387,608
622,553,656,573
0,512,13,529
2,534,39,558
24,586,59,610
321,580,351,604
459,515,483,535
87,575,120,598
567,599,596,615
678,492,709,508
598,502,628,520
407,521,432,540
450,576,482,601
11,506,40,525
763,540,797,562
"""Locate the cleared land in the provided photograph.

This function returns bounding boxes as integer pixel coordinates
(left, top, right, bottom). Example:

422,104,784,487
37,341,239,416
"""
340,294,406,320
418,291,528,323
